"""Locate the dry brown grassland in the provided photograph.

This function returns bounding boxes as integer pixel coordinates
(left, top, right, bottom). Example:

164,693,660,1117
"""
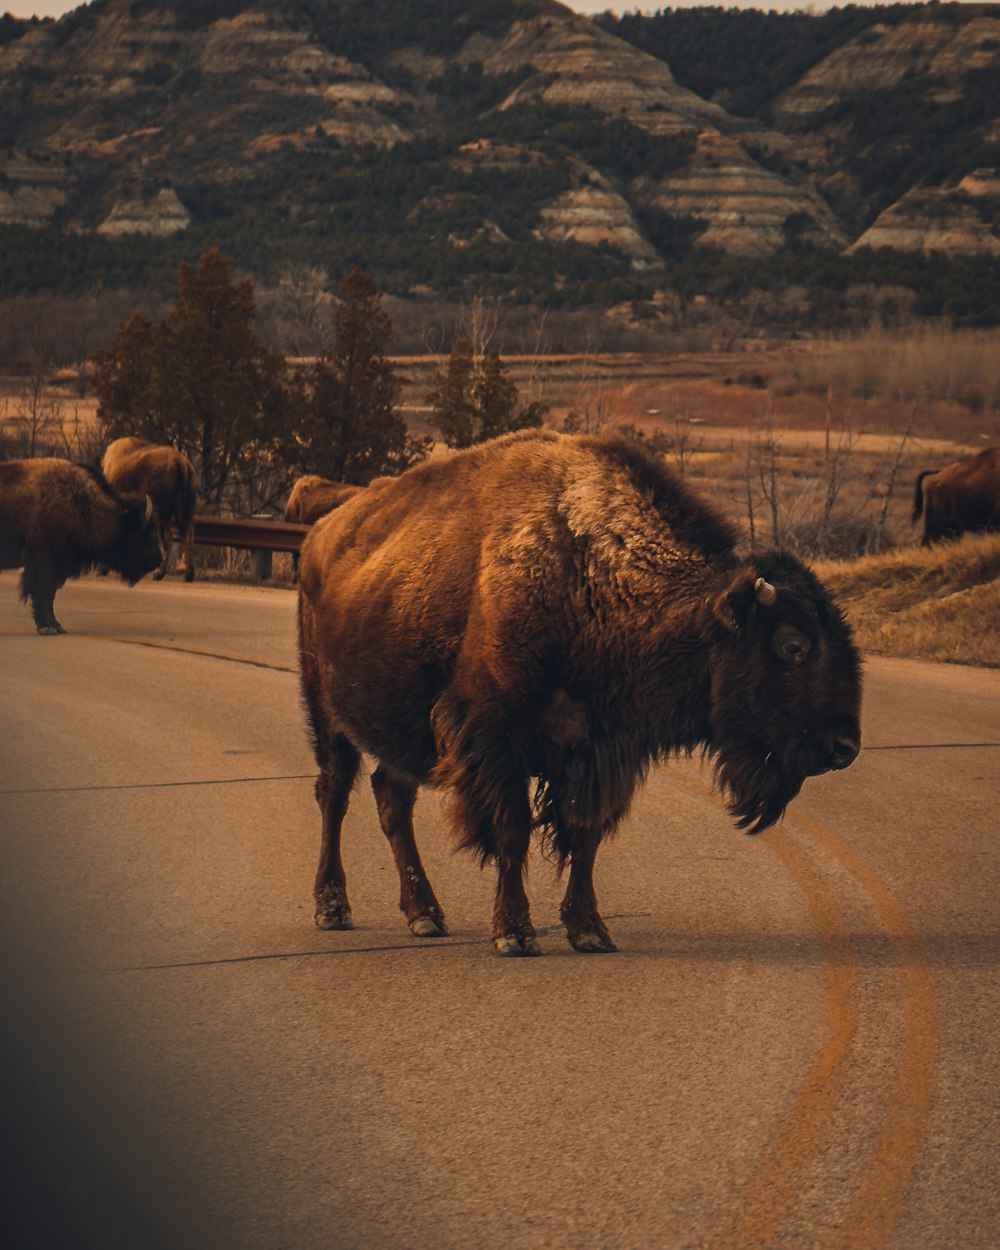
2,328,997,666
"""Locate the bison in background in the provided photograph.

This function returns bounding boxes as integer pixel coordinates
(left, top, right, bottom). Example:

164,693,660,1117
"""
0,458,163,634
101,437,198,580
297,429,862,957
912,446,1000,546
283,474,363,526
284,475,363,577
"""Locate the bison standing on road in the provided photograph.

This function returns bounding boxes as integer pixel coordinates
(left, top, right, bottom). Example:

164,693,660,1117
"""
0,458,163,634
297,430,862,956
912,446,1000,546
101,437,198,580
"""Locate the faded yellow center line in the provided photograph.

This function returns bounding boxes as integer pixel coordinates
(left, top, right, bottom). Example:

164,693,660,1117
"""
791,807,940,1250
673,771,860,1248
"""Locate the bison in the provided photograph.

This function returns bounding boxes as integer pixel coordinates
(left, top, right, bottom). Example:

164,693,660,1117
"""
297,430,862,956
284,475,363,578
0,458,163,634
283,474,363,527
101,437,198,580
912,446,1000,546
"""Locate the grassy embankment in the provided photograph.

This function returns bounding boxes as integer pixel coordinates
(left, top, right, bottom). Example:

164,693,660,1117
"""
815,533,1000,668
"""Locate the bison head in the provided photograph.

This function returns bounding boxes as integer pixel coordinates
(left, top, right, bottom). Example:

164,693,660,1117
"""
707,552,862,833
117,494,164,584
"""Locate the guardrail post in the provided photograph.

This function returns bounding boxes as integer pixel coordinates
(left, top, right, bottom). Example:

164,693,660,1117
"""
252,548,273,581
251,514,274,581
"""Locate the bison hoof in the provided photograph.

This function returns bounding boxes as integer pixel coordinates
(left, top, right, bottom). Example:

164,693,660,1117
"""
569,929,618,954
314,886,354,930
36,624,64,636
410,913,449,938
494,933,541,957
153,568,167,581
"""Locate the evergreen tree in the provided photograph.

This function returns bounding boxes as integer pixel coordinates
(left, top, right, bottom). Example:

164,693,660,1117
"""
294,266,430,483
427,337,546,449
92,248,290,509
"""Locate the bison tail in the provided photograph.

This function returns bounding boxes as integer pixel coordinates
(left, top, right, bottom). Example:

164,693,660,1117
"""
912,471,932,525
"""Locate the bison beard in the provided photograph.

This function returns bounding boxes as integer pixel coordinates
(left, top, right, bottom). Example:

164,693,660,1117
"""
297,430,862,955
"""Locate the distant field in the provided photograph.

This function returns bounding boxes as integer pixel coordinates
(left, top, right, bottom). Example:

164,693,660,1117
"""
5,341,993,558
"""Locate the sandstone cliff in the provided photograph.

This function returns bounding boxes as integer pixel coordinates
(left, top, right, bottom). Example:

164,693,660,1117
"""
0,0,997,298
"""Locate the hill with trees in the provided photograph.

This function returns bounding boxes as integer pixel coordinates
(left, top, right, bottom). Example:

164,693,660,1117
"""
0,0,999,333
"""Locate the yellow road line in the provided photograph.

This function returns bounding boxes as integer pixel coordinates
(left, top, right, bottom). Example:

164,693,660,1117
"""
674,770,938,1248
673,772,860,1248
791,807,940,1250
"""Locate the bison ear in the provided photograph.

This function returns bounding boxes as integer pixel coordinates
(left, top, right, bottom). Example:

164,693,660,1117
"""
711,569,759,634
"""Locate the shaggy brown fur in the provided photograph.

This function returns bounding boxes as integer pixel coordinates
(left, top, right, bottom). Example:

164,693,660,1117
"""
297,430,862,956
101,437,198,580
912,446,1000,546
0,458,163,633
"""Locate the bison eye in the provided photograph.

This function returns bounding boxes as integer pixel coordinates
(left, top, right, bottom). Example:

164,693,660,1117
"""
774,625,812,663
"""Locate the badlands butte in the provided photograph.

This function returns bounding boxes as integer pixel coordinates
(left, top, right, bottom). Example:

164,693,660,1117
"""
0,0,999,318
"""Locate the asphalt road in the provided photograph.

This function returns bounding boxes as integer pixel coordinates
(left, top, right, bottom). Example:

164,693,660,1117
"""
1,573,998,1250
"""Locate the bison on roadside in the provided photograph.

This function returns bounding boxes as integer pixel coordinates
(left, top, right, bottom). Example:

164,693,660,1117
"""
284,475,363,578
101,437,198,580
297,430,862,956
283,474,363,526
0,458,163,634
912,446,1000,546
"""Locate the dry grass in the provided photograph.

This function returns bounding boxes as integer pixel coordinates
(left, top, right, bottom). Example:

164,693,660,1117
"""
814,534,1000,668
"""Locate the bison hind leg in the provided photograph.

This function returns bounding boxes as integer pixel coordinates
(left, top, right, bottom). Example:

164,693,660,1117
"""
311,734,361,931
370,765,448,938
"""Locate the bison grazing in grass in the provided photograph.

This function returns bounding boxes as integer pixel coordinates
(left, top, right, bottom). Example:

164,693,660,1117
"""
297,430,862,956
101,437,198,580
0,458,163,634
912,446,1000,546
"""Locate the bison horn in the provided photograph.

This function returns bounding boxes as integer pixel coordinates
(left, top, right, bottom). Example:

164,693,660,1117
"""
754,577,778,606
143,494,155,524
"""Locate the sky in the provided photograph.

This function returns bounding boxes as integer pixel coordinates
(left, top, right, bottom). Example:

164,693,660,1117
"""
6,1,895,21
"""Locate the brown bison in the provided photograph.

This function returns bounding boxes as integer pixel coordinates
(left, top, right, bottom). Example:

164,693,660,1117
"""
297,430,862,956
101,437,198,580
283,474,363,526
0,458,163,634
284,475,363,578
912,446,1000,546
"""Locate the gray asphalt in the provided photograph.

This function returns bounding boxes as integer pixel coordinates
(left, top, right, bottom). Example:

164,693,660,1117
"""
1,572,997,1250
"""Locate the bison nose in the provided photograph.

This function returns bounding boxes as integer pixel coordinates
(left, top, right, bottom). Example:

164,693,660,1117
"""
828,734,860,771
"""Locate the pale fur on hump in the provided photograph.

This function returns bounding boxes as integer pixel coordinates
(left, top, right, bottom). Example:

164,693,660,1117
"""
557,451,678,593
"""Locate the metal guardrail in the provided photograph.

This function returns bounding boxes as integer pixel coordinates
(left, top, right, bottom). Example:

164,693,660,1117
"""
189,515,311,554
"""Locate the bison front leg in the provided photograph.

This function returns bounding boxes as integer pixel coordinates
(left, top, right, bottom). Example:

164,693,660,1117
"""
560,835,617,954
21,553,64,635
313,735,360,930
455,778,539,955
371,765,448,938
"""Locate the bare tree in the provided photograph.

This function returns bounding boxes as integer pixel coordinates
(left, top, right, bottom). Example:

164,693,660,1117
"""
11,350,61,457
871,407,917,554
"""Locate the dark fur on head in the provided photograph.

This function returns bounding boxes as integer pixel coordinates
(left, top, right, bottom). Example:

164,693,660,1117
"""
707,551,862,833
